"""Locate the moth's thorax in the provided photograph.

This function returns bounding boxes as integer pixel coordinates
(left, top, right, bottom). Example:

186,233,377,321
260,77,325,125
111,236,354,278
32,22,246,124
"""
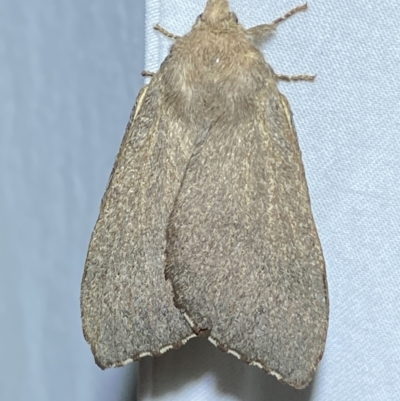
160,27,274,121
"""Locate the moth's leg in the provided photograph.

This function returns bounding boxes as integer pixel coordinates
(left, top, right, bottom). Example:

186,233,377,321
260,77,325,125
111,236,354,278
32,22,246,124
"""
251,3,314,82
246,3,307,43
154,24,180,40
144,25,179,77
276,73,315,82
142,70,155,77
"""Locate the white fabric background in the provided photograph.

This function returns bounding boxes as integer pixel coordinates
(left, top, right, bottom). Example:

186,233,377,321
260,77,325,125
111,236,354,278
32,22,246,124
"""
2,0,400,400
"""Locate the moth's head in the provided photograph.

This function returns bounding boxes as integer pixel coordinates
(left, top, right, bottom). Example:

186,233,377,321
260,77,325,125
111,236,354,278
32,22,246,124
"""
196,0,239,26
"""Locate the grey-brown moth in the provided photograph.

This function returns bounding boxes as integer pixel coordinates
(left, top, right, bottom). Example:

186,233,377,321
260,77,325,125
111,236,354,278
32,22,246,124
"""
80,0,329,389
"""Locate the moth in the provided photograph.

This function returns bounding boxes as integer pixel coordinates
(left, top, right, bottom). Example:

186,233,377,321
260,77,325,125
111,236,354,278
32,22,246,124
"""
81,0,329,389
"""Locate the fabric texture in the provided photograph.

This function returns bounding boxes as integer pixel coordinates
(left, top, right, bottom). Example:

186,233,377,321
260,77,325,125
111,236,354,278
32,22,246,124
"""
139,0,400,400
1,0,144,400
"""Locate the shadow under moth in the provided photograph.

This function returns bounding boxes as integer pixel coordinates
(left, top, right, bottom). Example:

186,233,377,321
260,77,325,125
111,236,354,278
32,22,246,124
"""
80,0,329,389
